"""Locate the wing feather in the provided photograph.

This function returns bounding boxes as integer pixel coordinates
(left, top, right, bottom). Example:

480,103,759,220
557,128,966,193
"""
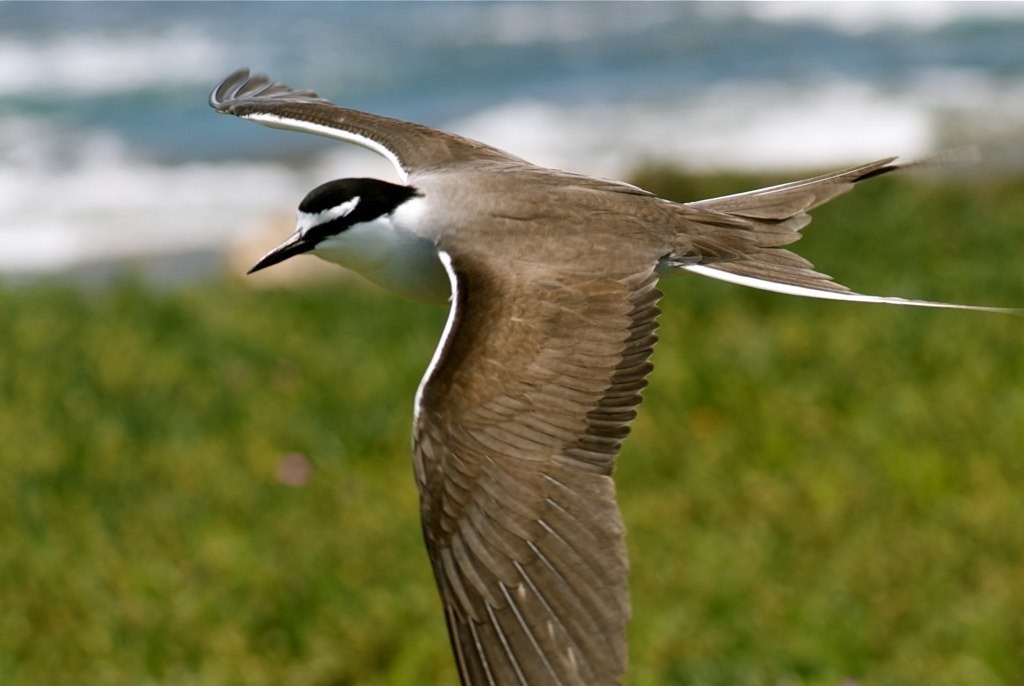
414,247,659,685
210,68,526,181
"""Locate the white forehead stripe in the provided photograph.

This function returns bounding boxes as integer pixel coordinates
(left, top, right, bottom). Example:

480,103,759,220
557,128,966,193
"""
297,196,360,235
242,112,408,182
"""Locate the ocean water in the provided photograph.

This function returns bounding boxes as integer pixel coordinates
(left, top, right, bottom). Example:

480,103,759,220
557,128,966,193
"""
2,2,1024,276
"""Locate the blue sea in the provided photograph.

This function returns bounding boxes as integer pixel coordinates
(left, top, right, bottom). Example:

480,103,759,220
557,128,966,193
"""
2,2,1024,276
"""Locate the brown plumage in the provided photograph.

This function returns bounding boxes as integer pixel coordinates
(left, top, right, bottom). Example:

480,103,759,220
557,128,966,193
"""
211,68,1018,686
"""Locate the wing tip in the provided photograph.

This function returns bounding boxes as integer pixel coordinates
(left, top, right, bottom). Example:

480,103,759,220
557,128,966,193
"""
209,67,251,110
209,67,328,113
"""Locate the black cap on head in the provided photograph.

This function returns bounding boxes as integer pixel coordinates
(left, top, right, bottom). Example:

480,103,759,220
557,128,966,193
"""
248,178,419,275
298,178,420,242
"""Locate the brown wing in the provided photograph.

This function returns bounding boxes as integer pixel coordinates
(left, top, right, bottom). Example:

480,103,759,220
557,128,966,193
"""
210,69,527,179
413,246,661,685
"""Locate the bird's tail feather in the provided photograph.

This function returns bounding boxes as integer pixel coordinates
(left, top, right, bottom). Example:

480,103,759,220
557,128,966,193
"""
666,155,1020,315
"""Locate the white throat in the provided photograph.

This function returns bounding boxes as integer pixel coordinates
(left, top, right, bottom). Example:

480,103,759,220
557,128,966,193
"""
308,196,450,304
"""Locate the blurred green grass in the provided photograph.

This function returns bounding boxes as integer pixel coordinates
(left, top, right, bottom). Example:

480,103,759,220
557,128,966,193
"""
2,170,1023,686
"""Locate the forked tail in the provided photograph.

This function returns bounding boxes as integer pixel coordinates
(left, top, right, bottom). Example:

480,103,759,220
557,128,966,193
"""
664,155,1020,315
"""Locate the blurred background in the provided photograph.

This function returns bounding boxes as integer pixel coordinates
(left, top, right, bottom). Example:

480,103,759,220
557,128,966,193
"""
3,4,1024,686
3,1,1024,280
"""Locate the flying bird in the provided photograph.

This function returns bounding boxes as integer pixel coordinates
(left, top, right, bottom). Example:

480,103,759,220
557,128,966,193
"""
210,68,1015,686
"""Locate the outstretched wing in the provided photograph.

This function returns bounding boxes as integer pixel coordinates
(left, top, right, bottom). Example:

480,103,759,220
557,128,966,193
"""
210,68,527,182
667,158,1020,314
413,241,661,685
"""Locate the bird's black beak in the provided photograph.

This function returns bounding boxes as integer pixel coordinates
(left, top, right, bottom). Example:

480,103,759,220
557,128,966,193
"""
247,232,317,275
